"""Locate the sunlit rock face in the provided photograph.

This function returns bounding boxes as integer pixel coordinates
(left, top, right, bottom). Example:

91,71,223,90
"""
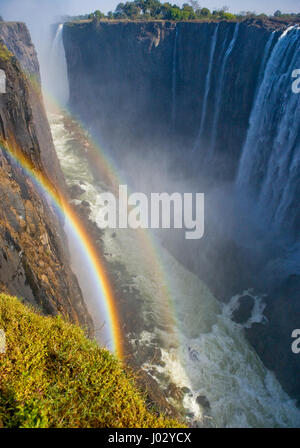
0,22,92,333
0,22,40,81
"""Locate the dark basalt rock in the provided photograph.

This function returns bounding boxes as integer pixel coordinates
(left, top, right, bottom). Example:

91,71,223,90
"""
69,183,85,199
196,395,210,410
246,275,300,406
63,19,279,181
232,295,254,325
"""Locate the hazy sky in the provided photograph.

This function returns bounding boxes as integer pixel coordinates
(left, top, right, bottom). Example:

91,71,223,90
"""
1,0,299,20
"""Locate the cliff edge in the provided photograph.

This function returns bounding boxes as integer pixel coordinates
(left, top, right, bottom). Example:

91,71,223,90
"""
0,23,92,332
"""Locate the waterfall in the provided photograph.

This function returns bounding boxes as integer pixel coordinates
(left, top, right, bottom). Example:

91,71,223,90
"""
209,23,240,156
49,24,70,106
236,26,300,241
171,26,179,127
192,24,219,153
256,31,276,93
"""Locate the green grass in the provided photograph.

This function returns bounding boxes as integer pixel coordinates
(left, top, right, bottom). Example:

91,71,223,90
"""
0,294,182,428
0,43,12,61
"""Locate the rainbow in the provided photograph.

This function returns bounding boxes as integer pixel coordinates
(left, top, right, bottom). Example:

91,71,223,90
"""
45,95,179,340
0,137,123,359
7,70,180,362
47,98,178,340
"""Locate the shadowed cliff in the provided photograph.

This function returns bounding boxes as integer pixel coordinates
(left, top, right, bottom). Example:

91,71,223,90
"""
63,19,280,180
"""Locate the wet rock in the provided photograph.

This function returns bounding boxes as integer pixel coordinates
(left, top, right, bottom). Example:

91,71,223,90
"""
181,386,191,395
135,369,180,419
196,395,210,410
69,184,85,199
166,382,184,402
232,295,254,325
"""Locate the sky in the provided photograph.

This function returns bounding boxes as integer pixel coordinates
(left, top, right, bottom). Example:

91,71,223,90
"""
0,0,299,20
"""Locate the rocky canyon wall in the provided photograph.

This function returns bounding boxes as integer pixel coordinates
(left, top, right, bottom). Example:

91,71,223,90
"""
0,22,92,332
63,19,281,180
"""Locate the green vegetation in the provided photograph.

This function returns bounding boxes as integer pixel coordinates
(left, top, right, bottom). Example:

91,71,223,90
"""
0,294,182,428
66,1,300,22
0,43,12,61
93,1,238,21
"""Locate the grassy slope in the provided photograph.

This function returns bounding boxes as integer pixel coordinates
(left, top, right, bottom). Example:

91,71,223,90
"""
0,294,182,428
0,43,12,61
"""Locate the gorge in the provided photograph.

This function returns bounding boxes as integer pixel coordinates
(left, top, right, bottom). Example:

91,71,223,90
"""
61,17,300,412
0,15,300,428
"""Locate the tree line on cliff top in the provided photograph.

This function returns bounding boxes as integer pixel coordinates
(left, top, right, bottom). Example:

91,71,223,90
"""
64,1,300,22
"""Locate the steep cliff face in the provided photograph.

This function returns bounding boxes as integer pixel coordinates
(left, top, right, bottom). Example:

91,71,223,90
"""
0,22,40,81
0,23,92,332
63,20,278,179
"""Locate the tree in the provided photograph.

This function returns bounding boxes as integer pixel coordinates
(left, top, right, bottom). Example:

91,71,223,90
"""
163,5,182,20
160,2,172,19
200,7,210,17
115,3,127,18
145,0,162,17
93,10,105,19
181,3,196,19
222,12,236,20
274,10,282,17
123,2,142,19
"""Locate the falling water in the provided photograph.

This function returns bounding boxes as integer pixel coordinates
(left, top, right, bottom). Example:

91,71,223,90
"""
49,24,70,106
209,23,240,156
171,26,179,127
236,26,300,241
193,24,219,153
256,31,277,94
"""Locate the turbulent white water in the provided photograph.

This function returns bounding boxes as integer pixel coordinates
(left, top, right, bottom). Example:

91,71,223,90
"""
49,112,300,428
